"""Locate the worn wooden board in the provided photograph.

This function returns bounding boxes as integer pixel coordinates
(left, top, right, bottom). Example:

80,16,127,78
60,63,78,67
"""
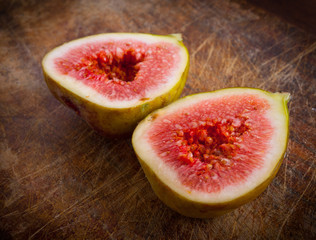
0,0,315,239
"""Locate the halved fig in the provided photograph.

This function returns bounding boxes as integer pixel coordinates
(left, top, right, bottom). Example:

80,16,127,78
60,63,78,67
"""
42,33,189,136
132,88,290,218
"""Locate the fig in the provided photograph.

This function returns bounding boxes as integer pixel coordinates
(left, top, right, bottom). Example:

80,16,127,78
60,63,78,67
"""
42,33,189,136
132,88,290,218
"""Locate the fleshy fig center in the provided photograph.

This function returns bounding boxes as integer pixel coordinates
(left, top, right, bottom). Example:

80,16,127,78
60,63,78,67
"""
174,117,249,172
75,48,145,83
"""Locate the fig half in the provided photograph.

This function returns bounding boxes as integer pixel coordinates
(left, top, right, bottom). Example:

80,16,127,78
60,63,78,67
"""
132,88,290,218
42,33,189,136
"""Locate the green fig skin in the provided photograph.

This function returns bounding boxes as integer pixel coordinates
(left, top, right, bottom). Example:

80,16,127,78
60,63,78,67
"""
42,34,189,137
43,64,188,137
132,88,290,218
136,147,286,218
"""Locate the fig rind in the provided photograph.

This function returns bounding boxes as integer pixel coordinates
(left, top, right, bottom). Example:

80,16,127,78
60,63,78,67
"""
136,146,286,218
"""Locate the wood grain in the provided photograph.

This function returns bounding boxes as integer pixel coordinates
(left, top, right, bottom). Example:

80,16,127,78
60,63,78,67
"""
0,0,315,239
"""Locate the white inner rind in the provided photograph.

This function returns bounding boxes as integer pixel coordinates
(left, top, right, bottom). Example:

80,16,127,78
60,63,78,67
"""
132,88,289,204
42,33,188,108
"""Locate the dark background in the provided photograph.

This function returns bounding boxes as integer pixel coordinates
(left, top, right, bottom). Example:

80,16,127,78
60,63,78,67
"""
0,0,315,239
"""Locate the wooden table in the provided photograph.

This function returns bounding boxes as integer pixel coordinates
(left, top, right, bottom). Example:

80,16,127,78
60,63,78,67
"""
0,0,315,239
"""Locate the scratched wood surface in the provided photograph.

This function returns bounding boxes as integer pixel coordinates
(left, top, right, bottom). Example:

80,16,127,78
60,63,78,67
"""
0,0,315,239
